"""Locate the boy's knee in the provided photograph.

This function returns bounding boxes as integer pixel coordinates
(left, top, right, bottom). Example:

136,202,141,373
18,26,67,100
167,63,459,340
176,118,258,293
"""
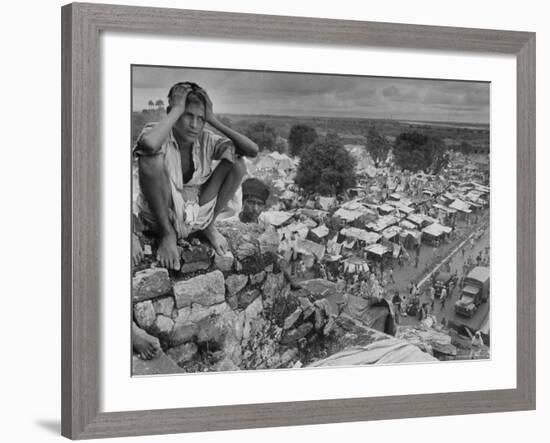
138,155,164,177
232,157,247,178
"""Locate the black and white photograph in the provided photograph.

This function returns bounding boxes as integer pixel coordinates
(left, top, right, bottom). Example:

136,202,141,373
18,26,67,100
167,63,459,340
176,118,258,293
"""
131,65,491,375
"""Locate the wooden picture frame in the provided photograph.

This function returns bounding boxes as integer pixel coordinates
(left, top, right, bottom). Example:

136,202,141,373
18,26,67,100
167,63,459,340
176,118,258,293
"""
61,2,535,439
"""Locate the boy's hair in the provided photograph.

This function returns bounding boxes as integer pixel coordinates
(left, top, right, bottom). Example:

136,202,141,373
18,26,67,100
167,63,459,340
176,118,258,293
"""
166,81,205,113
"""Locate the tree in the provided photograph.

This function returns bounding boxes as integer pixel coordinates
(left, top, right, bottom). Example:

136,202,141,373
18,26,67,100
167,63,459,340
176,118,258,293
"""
393,131,448,174
245,122,277,151
365,126,390,166
148,100,154,110
295,136,357,196
457,141,474,154
155,99,165,109
288,124,318,157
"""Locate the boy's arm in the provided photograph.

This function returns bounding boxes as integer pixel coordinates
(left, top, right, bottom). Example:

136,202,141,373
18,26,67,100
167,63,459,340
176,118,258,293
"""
198,89,259,158
136,85,191,154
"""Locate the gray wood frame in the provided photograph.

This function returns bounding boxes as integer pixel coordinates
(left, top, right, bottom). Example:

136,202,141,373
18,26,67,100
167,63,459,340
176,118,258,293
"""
61,2,536,439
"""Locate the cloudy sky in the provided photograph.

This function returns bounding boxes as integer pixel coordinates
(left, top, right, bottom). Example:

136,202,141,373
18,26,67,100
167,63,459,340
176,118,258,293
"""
132,65,490,124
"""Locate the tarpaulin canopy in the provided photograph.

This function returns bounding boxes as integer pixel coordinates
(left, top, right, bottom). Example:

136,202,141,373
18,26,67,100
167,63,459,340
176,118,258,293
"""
422,223,452,237
261,210,294,227
317,196,336,211
308,337,437,367
467,266,490,283
406,213,426,227
300,216,318,228
399,220,417,230
433,203,457,214
365,243,391,256
334,208,365,222
389,193,402,200
449,199,472,213
310,224,330,239
366,215,399,232
340,227,381,244
343,257,369,274
382,226,402,240
378,203,396,214
280,190,296,200
278,222,310,239
462,285,479,295
294,238,326,260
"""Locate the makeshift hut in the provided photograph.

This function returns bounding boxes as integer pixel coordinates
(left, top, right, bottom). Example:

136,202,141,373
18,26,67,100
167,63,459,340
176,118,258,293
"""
421,223,452,246
308,224,330,243
343,256,369,275
399,229,422,249
364,243,392,262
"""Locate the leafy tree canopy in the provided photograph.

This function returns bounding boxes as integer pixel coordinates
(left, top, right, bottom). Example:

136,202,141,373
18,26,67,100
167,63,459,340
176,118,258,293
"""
393,131,449,174
245,122,277,151
295,136,357,196
288,124,318,157
365,126,390,166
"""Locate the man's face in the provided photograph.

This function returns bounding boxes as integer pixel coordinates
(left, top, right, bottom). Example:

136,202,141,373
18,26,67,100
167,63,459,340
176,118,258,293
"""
241,196,265,223
174,100,205,143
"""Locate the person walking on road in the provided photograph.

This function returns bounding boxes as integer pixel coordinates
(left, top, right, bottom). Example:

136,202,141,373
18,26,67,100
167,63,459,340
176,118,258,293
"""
440,287,448,309
429,285,436,312
389,267,395,284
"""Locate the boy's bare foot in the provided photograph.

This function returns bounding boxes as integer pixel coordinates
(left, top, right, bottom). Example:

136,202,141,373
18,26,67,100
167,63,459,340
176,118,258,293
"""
132,322,161,360
203,224,228,256
156,233,181,270
132,233,144,266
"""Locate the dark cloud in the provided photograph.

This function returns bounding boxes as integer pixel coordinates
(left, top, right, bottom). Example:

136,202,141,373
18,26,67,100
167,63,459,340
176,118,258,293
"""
132,66,489,123
382,86,400,97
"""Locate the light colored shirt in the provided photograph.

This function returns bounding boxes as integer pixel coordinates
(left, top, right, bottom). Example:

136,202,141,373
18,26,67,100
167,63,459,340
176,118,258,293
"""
134,123,236,236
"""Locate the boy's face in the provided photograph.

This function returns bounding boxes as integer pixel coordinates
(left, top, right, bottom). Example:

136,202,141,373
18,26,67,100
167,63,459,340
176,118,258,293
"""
241,196,265,223
174,100,205,143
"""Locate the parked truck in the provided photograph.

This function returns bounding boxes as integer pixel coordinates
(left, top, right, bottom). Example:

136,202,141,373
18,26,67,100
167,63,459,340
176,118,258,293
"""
454,266,490,318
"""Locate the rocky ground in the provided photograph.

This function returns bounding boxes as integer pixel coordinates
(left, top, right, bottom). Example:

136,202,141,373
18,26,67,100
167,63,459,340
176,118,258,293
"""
132,220,488,376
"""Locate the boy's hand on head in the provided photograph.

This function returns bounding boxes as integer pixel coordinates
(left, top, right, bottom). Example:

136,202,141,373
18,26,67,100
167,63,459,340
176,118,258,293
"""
196,88,215,124
170,84,192,112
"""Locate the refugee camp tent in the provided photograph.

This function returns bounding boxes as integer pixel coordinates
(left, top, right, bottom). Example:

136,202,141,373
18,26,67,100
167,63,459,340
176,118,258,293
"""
268,151,296,170
261,210,294,227
388,193,402,201
365,243,392,259
299,216,318,228
449,199,472,213
340,227,381,244
334,207,365,222
298,208,329,223
399,219,417,230
294,238,326,260
343,257,369,274
387,201,415,214
399,229,422,249
378,203,396,215
366,215,399,232
278,222,310,240
280,190,296,201
422,222,452,237
254,154,278,170
382,225,402,242
309,224,330,241
433,203,457,214
364,165,377,178
317,196,336,211
422,223,452,245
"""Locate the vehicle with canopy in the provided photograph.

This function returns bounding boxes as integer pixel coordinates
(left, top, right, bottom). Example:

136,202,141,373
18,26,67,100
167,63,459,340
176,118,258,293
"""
455,266,490,317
